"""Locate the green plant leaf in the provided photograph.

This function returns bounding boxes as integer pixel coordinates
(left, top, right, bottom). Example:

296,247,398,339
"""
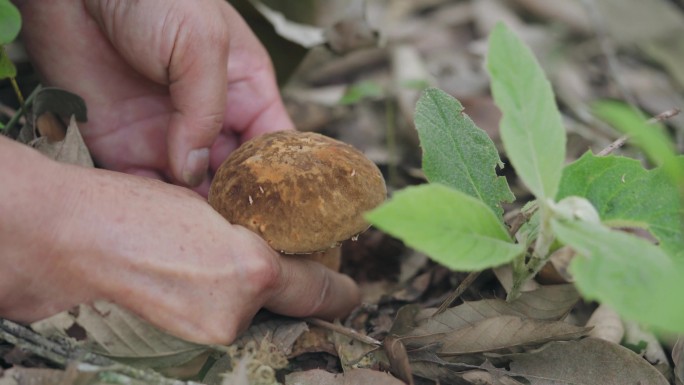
486,22,566,200
552,218,684,334
0,0,21,45
366,184,524,271
339,81,384,105
0,46,16,79
414,88,514,217
591,99,684,197
592,100,675,166
558,152,684,259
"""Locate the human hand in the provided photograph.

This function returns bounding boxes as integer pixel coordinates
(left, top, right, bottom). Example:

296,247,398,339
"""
17,0,293,195
0,139,360,344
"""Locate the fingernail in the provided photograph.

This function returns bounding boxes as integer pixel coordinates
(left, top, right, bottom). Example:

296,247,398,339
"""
183,148,210,186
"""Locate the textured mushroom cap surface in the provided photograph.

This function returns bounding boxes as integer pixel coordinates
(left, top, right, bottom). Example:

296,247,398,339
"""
208,131,387,253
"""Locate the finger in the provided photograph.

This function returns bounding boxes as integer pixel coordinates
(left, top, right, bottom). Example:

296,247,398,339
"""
222,67,295,143
85,0,231,187
209,132,239,173
215,6,295,141
265,256,361,320
165,4,232,186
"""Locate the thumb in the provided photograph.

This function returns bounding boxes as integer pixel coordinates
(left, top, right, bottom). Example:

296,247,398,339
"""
166,50,227,187
85,0,231,186
165,9,230,187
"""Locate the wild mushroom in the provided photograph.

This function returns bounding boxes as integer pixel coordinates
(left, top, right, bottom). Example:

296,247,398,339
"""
208,130,387,270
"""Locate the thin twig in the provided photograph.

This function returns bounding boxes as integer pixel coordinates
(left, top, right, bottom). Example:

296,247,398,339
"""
646,107,681,124
597,135,629,156
597,108,681,156
304,317,382,347
0,318,201,385
433,271,481,316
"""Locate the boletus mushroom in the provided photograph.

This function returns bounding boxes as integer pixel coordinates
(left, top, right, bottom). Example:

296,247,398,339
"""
208,130,387,270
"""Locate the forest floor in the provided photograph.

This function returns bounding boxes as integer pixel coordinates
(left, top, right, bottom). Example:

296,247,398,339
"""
1,0,684,384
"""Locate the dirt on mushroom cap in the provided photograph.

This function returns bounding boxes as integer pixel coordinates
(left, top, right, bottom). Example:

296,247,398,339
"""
208,130,387,254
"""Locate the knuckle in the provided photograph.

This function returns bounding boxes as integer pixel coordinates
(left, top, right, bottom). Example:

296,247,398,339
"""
203,321,239,345
244,251,281,295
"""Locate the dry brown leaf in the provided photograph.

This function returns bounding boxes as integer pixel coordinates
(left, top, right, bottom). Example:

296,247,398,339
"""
388,304,421,337
383,336,413,385
30,116,93,167
233,318,309,357
398,284,579,349
32,301,206,369
32,87,88,124
290,326,337,358
438,316,589,355
284,368,405,385
462,361,527,385
537,246,575,284
407,349,493,384
504,284,579,319
332,326,379,370
507,338,669,384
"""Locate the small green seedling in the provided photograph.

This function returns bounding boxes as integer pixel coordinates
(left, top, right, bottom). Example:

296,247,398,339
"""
367,22,684,334
0,0,23,130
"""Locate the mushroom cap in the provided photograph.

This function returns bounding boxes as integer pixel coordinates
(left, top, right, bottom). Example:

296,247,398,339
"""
208,131,387,254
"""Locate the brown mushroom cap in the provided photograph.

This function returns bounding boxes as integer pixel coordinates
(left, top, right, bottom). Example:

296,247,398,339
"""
208,131,387,254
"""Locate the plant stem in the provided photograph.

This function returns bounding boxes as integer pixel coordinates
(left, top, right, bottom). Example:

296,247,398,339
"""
508,203,554,300
10,77,24,106
2,84,40,138
385,98,399,187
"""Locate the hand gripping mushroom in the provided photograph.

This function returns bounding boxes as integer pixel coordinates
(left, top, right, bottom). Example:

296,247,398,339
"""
208,131,387,270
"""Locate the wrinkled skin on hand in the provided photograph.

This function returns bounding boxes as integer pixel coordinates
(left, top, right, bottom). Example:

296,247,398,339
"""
19,0,293,194
1,0,361,344
0,141,360,344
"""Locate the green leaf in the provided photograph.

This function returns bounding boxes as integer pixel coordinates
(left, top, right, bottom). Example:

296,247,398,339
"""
366,184,524,271
591,99,684,193
339,81,384,105
552,218,684,333
592,100,674,165
0,46,16,79
486,22,566,200
558,152,684,258
0,0,21,45
414,88,514,217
